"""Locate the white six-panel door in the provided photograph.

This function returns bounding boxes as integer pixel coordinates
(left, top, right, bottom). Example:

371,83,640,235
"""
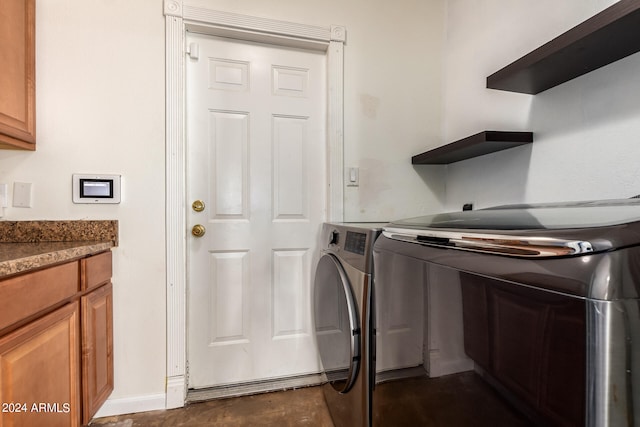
186,33,327,389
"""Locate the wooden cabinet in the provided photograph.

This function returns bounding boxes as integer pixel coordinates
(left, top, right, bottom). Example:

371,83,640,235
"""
0,303,81,427
0,251,114,426
461,273,585,427
80,250,115,423
80,254,113,425
0,0,36,150
82,251,112,292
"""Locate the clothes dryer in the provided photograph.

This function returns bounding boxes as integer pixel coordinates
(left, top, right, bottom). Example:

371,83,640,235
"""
313,223,383,427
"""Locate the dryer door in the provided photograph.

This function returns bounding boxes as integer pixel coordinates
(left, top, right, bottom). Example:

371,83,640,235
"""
313,253,361,393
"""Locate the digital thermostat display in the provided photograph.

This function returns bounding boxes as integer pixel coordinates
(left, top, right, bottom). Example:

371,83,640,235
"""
73,174,121,204
80,179,113,198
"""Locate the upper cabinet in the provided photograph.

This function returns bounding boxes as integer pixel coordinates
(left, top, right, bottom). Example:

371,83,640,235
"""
0,0,35,150
487,0,640,95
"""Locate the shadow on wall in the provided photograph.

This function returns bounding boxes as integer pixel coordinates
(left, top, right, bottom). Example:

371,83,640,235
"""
438,143,534,212
444,50,640,211
344,156,447,221
522,51,640,202
530,52,640,138
412,164,447,207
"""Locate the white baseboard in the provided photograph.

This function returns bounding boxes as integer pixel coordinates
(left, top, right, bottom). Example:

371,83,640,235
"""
92,393,166,420
166,375,187,409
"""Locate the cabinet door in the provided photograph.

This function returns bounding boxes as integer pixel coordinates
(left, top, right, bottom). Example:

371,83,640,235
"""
81,283,113,424
0,0,36,150
0,302,81,427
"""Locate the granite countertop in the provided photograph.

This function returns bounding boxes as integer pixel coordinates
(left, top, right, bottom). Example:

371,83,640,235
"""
0,220,118,279
0,241,114,278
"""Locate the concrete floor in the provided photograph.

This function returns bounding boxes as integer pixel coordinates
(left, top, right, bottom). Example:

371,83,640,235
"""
90,372,533,427
90,386,333,427
373,373,533,426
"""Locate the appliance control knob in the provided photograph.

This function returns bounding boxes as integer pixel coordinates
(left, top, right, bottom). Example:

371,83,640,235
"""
329,230,339,246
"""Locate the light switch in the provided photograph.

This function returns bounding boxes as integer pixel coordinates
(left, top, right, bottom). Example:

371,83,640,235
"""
13,182,32,208
347,167,359,187
0,184,7,218
0,184,7,208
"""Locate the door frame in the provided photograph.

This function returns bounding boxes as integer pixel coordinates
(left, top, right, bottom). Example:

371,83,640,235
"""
163,0,345,409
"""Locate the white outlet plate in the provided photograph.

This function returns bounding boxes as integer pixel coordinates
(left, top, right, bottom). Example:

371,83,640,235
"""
13,182,32,208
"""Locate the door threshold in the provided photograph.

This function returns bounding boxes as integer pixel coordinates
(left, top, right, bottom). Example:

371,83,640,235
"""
187,373,325,403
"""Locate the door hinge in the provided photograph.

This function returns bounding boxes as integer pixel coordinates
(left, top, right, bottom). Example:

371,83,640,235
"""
187,42,199,60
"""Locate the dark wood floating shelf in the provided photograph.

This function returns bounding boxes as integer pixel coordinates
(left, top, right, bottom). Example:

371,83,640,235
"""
412,131,533,165
487,0,640,94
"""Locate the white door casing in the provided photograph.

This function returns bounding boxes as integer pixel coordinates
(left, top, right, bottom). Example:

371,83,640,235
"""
186,34,326,388
164,1,345,408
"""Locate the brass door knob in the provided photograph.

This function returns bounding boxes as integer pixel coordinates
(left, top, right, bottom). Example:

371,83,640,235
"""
192,200,205,212
191,224,206,237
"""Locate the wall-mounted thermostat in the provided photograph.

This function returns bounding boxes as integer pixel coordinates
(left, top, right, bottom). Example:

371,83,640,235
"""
72,174,121,204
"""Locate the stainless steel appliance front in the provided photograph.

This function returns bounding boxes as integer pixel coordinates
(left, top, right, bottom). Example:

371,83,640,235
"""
373,198,640,427
313,223,383,427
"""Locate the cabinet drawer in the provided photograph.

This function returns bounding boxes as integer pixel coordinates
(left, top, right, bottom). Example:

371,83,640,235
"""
0,261,79,332
82,251,112,291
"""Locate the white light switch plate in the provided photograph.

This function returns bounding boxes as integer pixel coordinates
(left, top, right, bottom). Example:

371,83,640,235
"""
0,184,7,208
13,182,32,208
346,167,359,187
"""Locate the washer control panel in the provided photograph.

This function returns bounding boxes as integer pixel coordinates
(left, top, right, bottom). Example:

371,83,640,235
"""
345,231,367,255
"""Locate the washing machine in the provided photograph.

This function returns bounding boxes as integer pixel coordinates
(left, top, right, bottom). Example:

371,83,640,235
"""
313,223,384,427
372,198,640,427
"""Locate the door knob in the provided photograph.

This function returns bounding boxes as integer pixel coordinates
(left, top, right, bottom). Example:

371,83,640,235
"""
192,200,205,212
192,224,206,237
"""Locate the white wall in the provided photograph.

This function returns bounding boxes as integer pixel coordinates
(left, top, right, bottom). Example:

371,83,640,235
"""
440,0,640,210
0,0,446,414
186,0,447,221
0,0,167,408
